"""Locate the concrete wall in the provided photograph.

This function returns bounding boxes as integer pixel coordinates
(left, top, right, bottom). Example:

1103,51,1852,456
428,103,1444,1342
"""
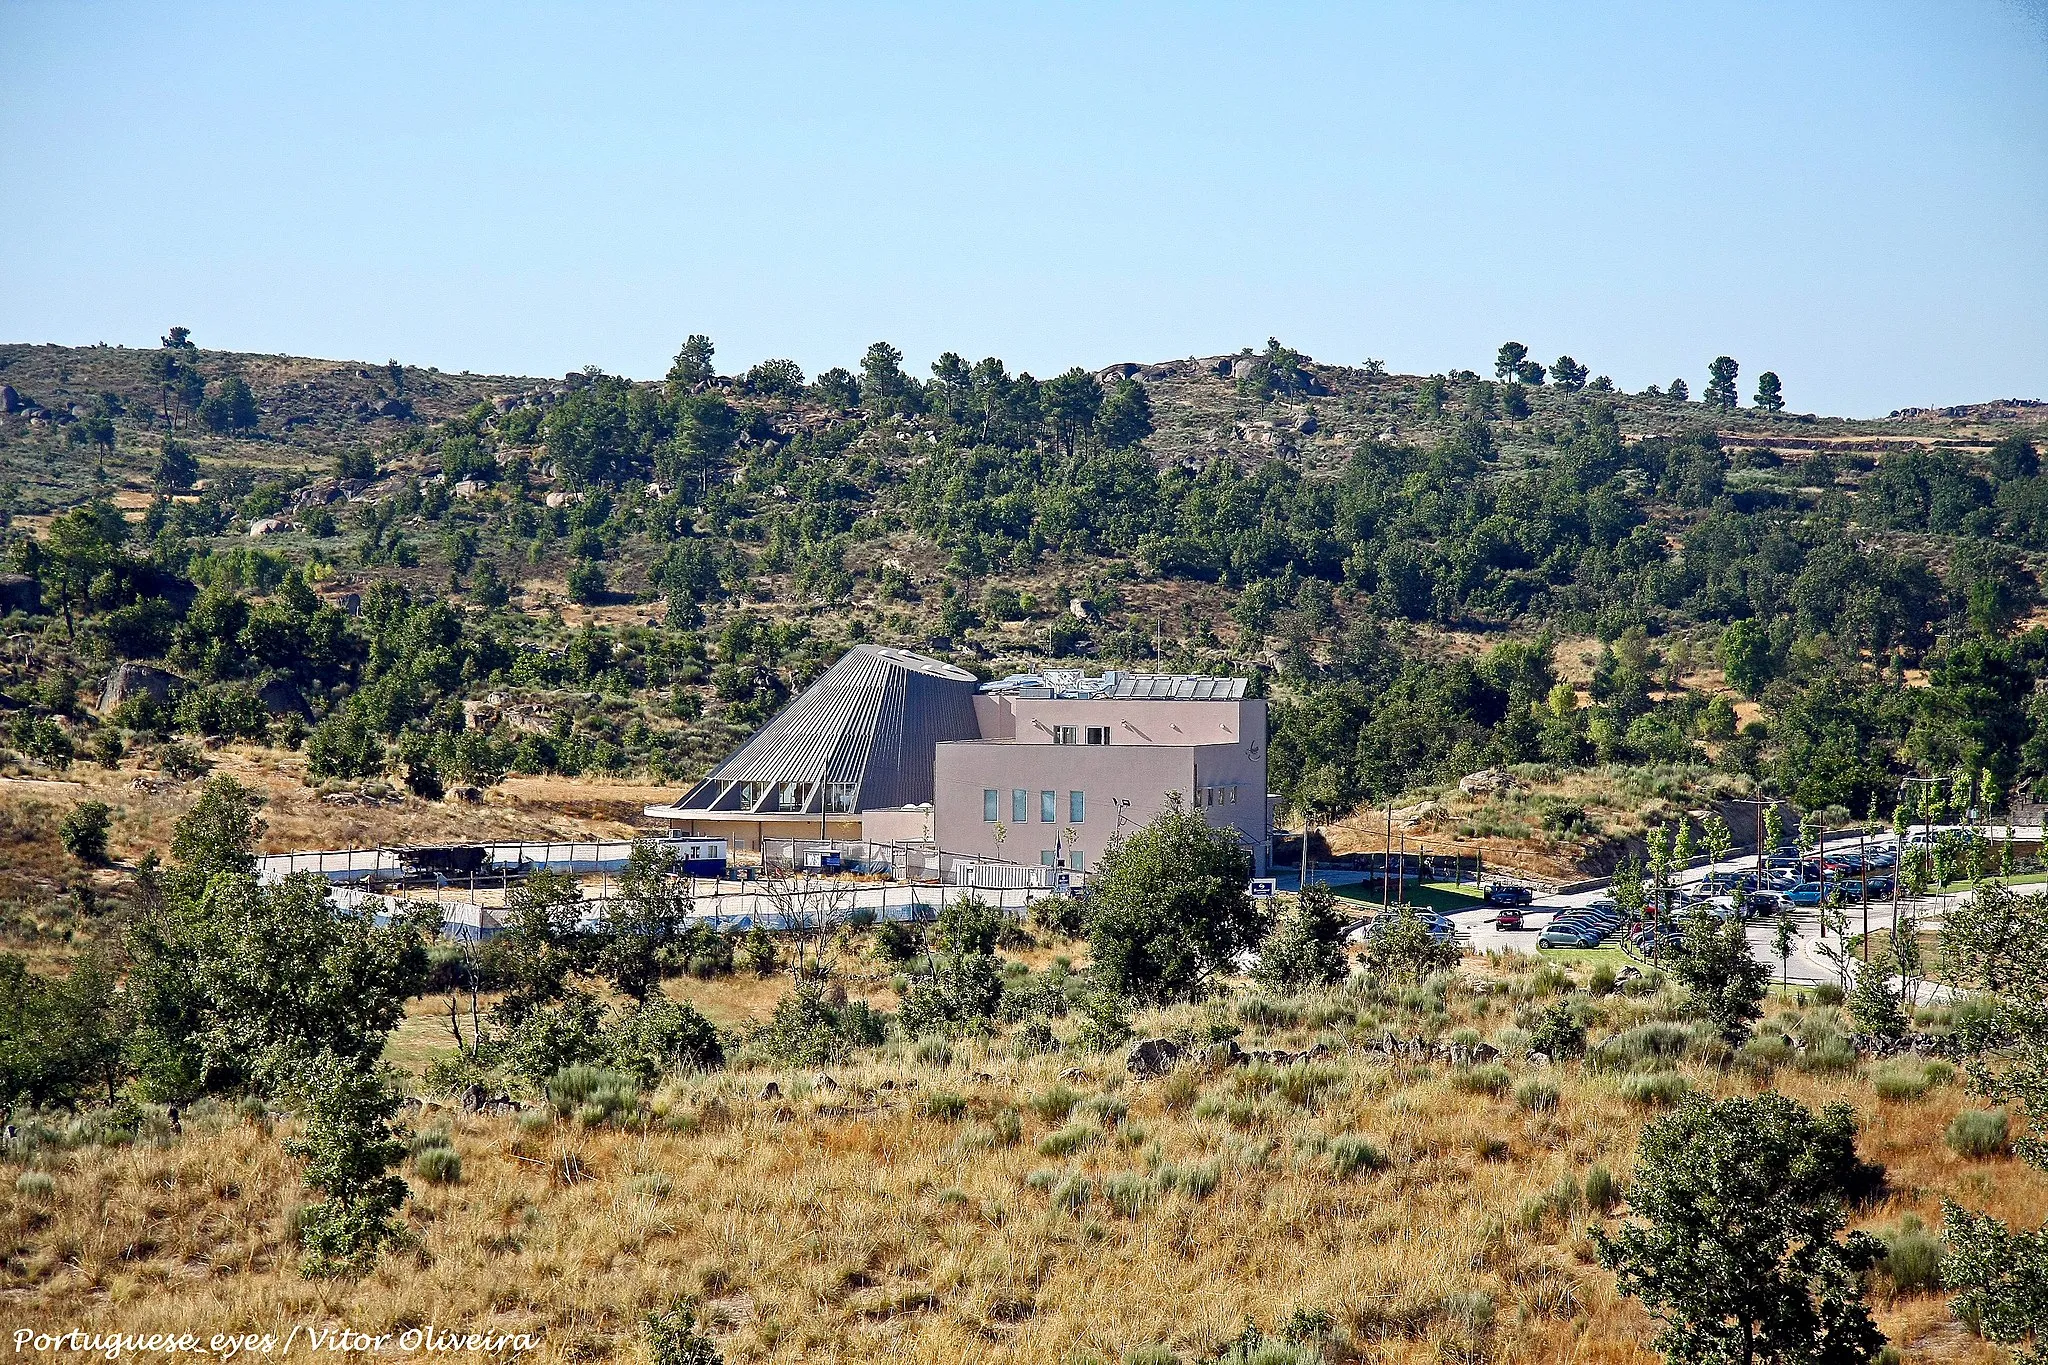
934,730,1269,873
971,695,1255,748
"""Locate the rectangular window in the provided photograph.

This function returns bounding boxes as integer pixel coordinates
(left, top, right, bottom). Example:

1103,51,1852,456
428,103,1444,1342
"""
1012,788,1027,823
983,788,999,822
1086,726,1110,745
776,781,802,810
1040,790,1056,823
1070,790,1085,823
825,782,857,813
1052,725,1078,746
1070,849,1083,872
1041,849,1056,867
1229,785,1239,805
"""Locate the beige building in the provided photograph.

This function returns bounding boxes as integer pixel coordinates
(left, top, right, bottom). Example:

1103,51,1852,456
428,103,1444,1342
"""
649,646,1268,874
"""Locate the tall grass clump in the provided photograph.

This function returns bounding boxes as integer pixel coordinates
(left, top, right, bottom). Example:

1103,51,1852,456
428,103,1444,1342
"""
1328,1135,1389,1178
547,1065,641,1125
1946,1109,2009,1158
1878,1214,1942,1295
1451,1063,1511,1097
1029,1082,1082,1124
1618,1071,1689,1107
1513,1077,1559,1112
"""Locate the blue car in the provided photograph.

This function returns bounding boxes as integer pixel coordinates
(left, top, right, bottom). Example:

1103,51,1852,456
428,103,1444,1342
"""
1785,882,1831,907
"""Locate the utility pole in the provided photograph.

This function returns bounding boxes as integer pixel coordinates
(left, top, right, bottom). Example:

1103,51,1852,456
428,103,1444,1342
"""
1383,790,1393,913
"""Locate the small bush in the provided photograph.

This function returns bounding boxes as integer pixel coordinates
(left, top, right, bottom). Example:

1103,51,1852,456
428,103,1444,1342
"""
1153,1158,1222,1199
1329,1135,1389,1178
1619,1071,1689,1107
547,1064,640,1124
986,1107,1022,1146
1239,996,1305,1030
1451,1063,1511,1097
913,1037,954,1068
1793,1029,1859,1075
1159,1067,1201,1116
1125,1347,1180,1365
1869,1061,1933,1101
643,1298,720,1365
1103,1172,1155,1218
1029,1082,1082,1124
1946,1109,2009,1158
919,1090,968,1122
1588,962,1618,996
1879,1214,1942,1295
1037,1122,1097,1157
414,1146,462,1184
1051,1174,1093,1214
14,1171,55,1201
1811,981,1845,1007
1514,1078,1560,1112
59,800,112,863
1583,1164,1617,1212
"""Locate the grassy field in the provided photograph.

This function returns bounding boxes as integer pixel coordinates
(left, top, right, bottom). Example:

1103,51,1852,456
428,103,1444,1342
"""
4,947,2036,1365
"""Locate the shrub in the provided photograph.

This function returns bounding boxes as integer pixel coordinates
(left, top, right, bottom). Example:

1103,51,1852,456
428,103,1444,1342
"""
1584,1163,1617,1212
986,1107,1022,1146
872,920,920,963
1525,1000,1588,1059
1329,1135,1389,1178
1159,1067,1201,1116
547,1064,640,1124
919,1090,967,1122
1793,1029,1859,1075
1051,1174,1093,1214
14,1171,55,1201
1452,1063,1511,1097
1588,1021,1698,1072
1037,1123,1096,1157
1811,982,1845,1007
608,997,725,1084
1869,1061,1932,1102
1153,1158,1222,1200
1879,1214,1942,1295
1029,1081,1082,1124
1945,1109,2009,1158
1103,1172,1155,1218
1514,1078,1560,1112
59,800,112,863
414,1146,462,1184
643,1298,721,1365
913,1037,955,1067
1619,1071,1690,1107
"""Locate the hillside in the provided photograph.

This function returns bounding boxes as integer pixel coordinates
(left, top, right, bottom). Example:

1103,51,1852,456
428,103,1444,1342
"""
2,332,2047,911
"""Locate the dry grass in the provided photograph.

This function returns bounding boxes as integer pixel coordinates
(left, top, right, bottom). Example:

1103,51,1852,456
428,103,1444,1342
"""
5,955,2039,1364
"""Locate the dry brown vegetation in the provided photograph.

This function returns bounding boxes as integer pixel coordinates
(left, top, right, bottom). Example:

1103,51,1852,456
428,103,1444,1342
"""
5,951,2036,1364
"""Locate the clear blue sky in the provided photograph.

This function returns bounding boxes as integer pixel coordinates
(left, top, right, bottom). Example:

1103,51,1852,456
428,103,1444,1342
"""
4,1,2044,416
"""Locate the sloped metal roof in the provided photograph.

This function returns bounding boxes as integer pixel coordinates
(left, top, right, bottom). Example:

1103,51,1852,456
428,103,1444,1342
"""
672,646,980,812
980,668,1247,700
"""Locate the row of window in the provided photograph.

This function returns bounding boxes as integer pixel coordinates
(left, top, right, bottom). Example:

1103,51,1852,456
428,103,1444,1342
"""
1199,783,1242,808
984,788,1085,824
1050,725,1112,746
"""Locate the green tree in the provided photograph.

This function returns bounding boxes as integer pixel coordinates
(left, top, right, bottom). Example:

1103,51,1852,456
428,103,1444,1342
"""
1989,432,2040,482
1845,957,1907,1041
1940,1201,2048,1365
567,560,606,605
1705,356,1741,409
1595,1093,1887,1365
128,872,435,1096
283,1052,411,1277
168,775,259,888
1670,909,1770,1043
1668,377,1690,402
1254,881,1350,991
59,799,112,863
1359,902,1460,984
644,1298,723,1365
1720,619,1775,697
305,709,386,780
1494,342,1530,383
1085,794,1262,1003
154,438,199,491
859,341,920,417
1042,367,1104,456
199,375,259,433
666,334,716,391
1096,377,1154,449
593,841,694,1003
1754,371,1786,413
1550,355,1590,392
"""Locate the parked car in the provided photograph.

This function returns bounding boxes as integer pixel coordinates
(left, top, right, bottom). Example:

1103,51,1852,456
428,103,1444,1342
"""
1493,906,1525,930
1785,881,1830,907
1484,884,1534,907
1538,925,1603,949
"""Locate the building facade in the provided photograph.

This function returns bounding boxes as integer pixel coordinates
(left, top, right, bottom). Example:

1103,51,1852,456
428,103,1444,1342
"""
933,672,1268,875
649,647,1268,874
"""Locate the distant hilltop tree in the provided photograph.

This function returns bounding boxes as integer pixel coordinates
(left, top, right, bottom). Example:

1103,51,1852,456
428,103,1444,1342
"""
1705,356,1740,409
1754,371,1785,412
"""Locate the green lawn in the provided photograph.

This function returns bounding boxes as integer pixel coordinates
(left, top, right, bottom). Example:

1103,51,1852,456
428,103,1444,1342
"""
1333,880,1488,913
